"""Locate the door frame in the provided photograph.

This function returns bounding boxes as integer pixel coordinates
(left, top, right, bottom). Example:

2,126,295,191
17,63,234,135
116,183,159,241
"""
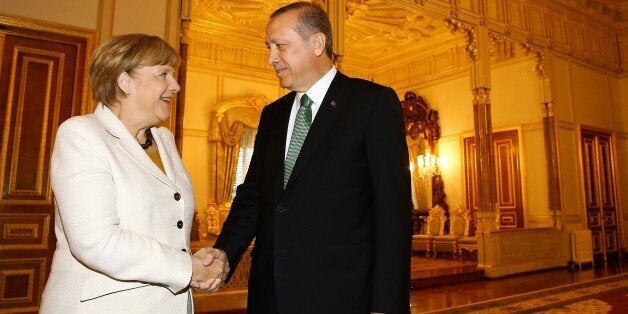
462,126,528,234
576,124,624,259
0,14,96,313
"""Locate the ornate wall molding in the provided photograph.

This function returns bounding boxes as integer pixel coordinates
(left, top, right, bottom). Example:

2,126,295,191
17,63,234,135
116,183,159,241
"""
187,37,277,79
183,128,209,138
487,0,622,72
520,40,547,78
552,0,622,23
188,0,624,80
489,32,514,62
472,86,492,106
344,42,470,89
444,17,478,60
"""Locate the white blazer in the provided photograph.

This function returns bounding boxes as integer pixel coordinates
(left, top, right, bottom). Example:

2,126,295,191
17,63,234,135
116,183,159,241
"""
41,105,195,313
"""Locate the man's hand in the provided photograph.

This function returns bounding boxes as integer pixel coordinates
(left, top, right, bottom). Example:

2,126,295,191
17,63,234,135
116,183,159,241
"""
200,247,229,279
189,247,230,292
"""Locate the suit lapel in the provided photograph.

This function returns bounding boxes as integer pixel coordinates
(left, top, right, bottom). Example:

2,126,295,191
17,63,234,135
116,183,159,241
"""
151,128,178,185
284,73,351,189
273,94,294,195
94,105,177,190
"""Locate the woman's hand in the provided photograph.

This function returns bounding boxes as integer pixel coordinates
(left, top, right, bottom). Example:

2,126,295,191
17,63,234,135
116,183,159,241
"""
189,248,230,292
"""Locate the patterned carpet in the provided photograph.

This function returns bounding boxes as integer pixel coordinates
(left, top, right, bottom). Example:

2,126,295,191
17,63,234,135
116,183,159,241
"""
411,256,478,272
428,272,628,313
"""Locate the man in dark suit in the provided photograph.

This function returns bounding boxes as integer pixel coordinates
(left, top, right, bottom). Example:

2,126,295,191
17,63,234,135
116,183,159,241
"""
213,2,412,313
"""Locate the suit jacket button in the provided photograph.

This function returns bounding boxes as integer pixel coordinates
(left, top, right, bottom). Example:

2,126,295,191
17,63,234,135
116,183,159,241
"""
174,192,181,201
276,205,286,213
176,220,183,229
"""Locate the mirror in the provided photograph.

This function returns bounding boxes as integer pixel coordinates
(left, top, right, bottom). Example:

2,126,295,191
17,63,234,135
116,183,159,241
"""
401,92,448,234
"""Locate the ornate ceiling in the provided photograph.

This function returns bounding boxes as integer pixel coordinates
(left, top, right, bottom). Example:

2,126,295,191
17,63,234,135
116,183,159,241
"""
188,0,626,77
190,0,454,71
343,0,446,59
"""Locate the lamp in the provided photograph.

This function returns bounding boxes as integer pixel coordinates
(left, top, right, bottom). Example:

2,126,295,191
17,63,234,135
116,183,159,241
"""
416,149,439,180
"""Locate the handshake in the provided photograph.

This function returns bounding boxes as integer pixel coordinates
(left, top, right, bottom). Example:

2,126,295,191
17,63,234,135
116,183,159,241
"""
189,247,230,293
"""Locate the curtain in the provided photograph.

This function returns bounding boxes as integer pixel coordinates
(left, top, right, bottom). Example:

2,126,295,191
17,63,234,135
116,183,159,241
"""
204,94,268,237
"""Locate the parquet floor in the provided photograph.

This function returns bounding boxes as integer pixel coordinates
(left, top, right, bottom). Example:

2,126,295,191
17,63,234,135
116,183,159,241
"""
198,255,627,313
410,257,628,313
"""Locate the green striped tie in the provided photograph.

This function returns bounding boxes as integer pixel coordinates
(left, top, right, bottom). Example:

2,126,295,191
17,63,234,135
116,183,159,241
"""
284,94,313,187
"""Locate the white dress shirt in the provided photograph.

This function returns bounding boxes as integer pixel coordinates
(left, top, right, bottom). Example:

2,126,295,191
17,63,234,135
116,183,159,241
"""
284,66,337,158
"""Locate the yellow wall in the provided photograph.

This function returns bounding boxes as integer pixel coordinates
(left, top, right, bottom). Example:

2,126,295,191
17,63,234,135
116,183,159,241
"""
407,75,470,211
406,57,551,227
182,62,282,224
0,0,180,47
7,0,625,249
551,55,627,241
0,0,100,29
491,59,543,127
492,58,549,227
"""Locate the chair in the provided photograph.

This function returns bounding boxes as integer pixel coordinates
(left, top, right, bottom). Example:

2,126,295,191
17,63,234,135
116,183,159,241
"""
456,204,502,260
411,205,446,257
457,236,478,260
433,205,470,258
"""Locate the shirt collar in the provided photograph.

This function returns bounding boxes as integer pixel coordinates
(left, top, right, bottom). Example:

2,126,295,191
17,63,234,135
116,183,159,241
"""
300,66,337,106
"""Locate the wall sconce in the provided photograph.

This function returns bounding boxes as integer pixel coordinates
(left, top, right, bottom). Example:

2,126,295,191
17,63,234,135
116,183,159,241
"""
416,149,439,180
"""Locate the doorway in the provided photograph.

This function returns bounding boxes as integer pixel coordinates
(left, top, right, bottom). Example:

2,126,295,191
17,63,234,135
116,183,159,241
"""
0,18,92,313
580,128,621,261
464,129,525,235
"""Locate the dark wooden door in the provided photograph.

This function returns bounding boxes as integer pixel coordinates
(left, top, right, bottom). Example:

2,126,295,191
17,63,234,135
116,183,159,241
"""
464,130,524,235
0,22,89,312
581,129,620,260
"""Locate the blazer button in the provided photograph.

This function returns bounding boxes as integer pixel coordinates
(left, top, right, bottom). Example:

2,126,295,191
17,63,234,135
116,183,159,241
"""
181,248,188,252
276,205,287,213
174,192,181,201
176,220,183,229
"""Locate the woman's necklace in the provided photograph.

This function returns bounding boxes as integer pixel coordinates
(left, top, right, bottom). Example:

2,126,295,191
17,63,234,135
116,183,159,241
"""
140,128,153,149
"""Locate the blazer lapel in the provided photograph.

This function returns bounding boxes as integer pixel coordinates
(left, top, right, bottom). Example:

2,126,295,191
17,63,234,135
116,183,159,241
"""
94,105,177,190
273,94,295,195
151,128,178,185
284,73,351,189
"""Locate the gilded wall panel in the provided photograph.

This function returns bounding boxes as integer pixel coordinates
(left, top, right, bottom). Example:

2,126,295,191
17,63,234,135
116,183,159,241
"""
508,0,529,32
486,0,506,22
548,11,569,48
433,50,456,73
188,38,274,78
369,44,469,89
553,0,620,23
567,20,587,56
458,0,479,14
588,29,603,62
484,0,623,72
528,4,548,38
622,34,628,68
599,32,616,65
489,35,516,63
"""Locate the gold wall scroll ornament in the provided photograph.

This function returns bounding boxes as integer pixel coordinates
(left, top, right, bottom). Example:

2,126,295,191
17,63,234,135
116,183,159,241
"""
215,94,269,124
401,91,440,150
444,17,477,61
